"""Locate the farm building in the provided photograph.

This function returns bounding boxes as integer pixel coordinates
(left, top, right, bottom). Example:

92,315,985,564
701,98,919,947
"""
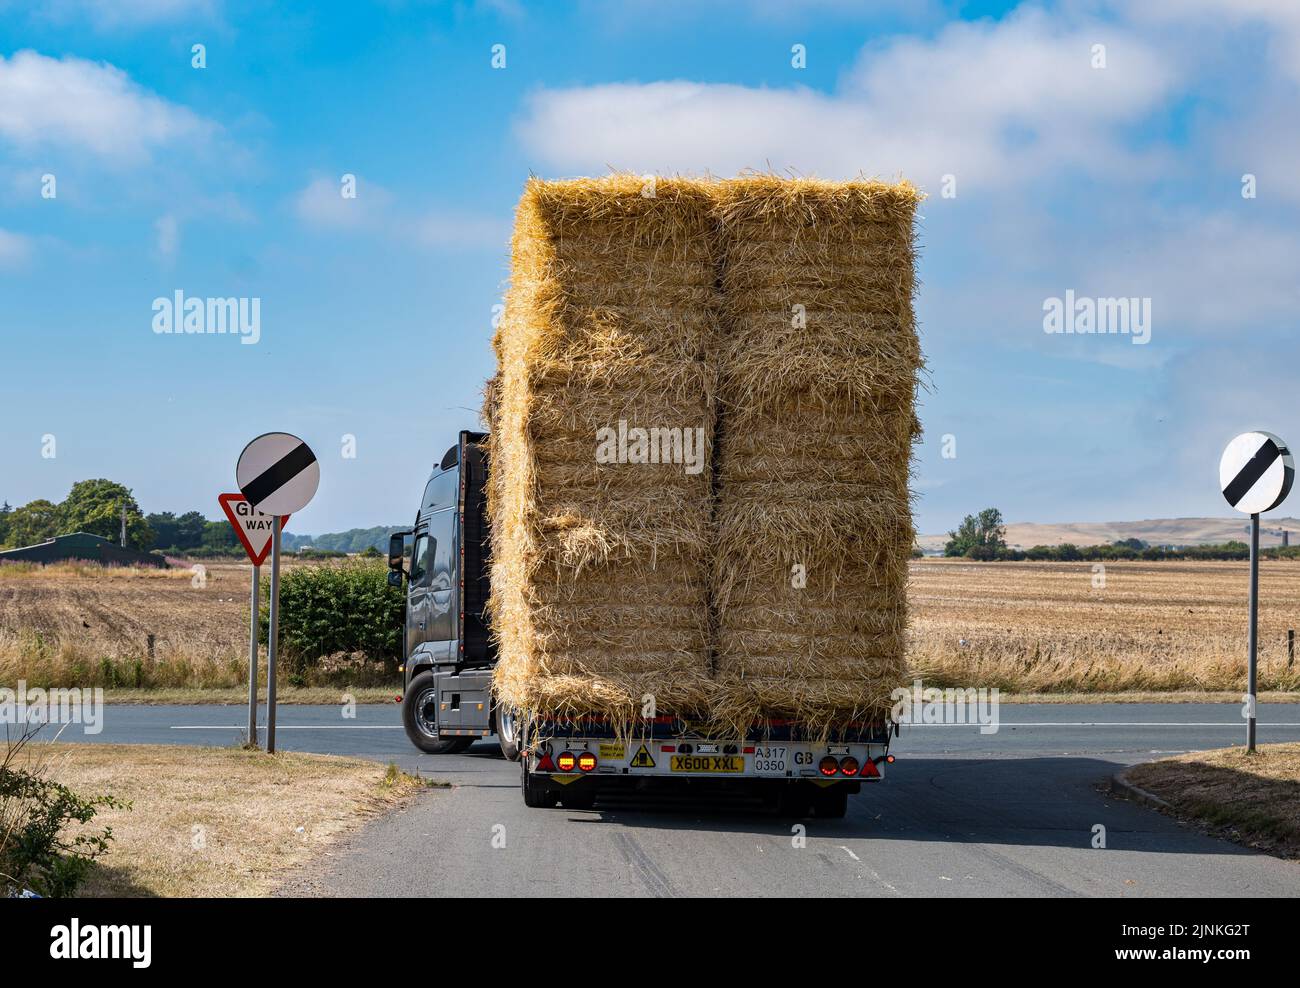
0,532,168,568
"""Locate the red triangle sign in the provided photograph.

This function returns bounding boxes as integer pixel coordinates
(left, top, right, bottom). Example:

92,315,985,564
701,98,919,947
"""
218,493,290,566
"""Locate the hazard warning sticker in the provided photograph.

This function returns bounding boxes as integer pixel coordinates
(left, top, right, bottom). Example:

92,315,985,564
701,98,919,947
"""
629,744,656,769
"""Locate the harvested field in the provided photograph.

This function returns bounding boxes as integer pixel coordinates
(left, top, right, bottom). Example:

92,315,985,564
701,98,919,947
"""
910,558,1300,692
0,559,394,692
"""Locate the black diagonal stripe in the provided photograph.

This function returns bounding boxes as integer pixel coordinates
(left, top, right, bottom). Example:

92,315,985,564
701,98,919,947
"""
242,442,316,507
1224,438,1280,507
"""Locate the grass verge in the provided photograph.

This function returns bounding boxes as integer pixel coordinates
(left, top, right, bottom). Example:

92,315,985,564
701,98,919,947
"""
1125,742,1300,859
28,743,434,896
100,686,401,705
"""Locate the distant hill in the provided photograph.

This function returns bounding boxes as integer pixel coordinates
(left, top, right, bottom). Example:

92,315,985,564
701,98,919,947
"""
918,516,1300,553
283,526,408,553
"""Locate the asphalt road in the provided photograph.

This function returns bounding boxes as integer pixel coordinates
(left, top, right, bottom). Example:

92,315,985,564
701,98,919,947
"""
62,702,1300,897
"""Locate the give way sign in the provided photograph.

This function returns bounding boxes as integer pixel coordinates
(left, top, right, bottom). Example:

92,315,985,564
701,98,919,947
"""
218,493,290,566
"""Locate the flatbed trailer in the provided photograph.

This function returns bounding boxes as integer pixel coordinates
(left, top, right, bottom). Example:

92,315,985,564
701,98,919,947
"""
390,430,894,816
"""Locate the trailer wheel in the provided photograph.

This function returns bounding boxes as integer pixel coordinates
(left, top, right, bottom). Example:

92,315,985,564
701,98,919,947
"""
811,785,849,819
402,671,474,754
494,704,520,761
521,761,558,808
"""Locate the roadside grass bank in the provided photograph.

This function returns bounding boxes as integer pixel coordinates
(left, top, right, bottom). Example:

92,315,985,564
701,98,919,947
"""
42,687,1300,705
1124,742,1300,859
28,743,432,896
97,686,401,705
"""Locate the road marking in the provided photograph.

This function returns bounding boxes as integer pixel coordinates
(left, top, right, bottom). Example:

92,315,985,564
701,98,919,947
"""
839,846,861,862
170,725,403,730
910,722,1300,728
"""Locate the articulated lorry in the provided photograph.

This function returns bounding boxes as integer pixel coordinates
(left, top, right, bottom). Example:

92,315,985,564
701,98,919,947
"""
389,430,894,817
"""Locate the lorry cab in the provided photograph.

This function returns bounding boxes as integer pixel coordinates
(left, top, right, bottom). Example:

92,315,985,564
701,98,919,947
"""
388,431,513,757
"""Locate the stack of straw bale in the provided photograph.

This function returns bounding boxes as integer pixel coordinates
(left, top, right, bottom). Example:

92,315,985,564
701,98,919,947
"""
710,177,923,733
488,174,922,734
486,176,719,724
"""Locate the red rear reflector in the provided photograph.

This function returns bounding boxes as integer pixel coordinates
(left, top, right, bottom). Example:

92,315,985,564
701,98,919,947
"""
536,753,555,772
839,756,859,777
743,746,755,754
556,751,577,773
818,756,839,777
661,745,676,753
578,752,597,773
861,758,881,777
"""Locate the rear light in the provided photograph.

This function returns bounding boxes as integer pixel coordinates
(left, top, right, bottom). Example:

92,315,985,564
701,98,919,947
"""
818,756,839,777
536,752,555,772
556,751,577,773
886,754,895,763
578,752,597,773
839,756,859,776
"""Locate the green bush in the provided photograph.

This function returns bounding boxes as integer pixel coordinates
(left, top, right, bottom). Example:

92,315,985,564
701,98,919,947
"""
0,764,123,897
260,560,403,672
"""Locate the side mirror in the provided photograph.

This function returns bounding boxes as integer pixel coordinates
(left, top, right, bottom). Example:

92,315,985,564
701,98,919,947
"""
388,531,411,577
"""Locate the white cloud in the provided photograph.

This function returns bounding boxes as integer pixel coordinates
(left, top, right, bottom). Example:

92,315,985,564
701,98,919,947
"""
294,176,386,229
516,8,1176,186
293,174,505,250
0,50,213,161
154,213,179,261
0,228,31,268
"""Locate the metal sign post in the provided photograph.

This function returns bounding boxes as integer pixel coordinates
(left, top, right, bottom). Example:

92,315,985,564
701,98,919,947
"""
1248,513,1259,753
218,493,289,747
235,433,320,755
267,517,282,753
248,563,260,745
1219,431,1295,754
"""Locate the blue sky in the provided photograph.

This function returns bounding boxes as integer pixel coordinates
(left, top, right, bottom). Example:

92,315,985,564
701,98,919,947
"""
2,0,1299,537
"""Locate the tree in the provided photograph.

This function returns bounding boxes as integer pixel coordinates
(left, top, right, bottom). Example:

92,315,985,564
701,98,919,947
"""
59,480,153,550
175,511,208,549
944,507,1007,559
146,512,179,550
201,520,237,549
6,500,61,547
0,501,11,547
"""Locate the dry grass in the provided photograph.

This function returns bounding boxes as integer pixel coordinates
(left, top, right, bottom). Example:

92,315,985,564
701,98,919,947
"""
1125,743,1300,859
24,743,428,896
0,560,396,693
910,558,1300,692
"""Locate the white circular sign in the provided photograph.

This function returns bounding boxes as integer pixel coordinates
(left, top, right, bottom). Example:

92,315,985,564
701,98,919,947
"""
1219,431,1294,515
237,432,319,515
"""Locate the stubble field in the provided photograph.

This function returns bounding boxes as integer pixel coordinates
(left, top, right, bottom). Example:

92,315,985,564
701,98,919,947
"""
2,557,1298,697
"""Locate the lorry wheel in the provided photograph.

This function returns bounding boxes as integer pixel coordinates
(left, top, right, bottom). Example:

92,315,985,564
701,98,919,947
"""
494,704,520,761
521,761,558,808
402,672,474,754
811,786,849,819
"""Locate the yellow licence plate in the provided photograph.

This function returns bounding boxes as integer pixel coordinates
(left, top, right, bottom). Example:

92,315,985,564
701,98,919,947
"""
669,755,744,774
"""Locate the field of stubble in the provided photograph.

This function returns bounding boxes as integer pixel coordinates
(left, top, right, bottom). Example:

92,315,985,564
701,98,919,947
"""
909,558,1300,694
2,558,1299,697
